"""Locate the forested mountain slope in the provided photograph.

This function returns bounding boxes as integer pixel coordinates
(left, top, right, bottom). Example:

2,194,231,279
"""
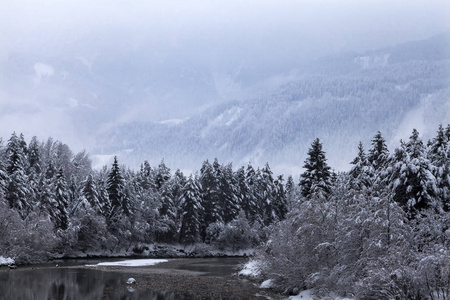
95,33,450,174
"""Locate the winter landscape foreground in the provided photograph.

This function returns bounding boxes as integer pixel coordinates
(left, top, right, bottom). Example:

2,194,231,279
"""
1,124,450,299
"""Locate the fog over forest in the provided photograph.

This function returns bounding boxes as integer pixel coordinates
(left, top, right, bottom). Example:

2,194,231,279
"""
2,2,450,299
1,0,450,174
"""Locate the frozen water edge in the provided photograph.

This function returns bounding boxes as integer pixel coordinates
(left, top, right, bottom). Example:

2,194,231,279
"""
86,258,168,267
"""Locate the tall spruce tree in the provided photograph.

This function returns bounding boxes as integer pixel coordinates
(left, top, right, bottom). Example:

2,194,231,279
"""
218,163,239,223
244,163,259,224
427,125,450,210
6,132,30,218
0,139,8,200
389,129,437,215
200,159,221,239
299,138,332,199
107,156,127,220
179,175,202,244
368,131,389,171
53,167,69,230
349,141,373,192
82,174,102,214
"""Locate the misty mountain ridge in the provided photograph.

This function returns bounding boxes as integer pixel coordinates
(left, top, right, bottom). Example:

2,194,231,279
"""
92,33,450,175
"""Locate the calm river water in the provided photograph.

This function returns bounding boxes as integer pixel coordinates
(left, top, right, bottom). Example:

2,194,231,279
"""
0,257,245,300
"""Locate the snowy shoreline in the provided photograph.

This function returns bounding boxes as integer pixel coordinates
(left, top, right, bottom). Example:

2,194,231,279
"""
29,243,256,267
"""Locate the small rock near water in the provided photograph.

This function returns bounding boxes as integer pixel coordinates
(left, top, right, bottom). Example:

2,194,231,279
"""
126,278,136,285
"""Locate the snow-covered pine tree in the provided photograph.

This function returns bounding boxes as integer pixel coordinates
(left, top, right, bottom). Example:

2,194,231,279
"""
107,156,128,220
155,160,171,190
200,159,221,240
179,175,202,244
27,136,41,175
81,174,102,214
137,160,156,191
53,167,69,230
97,172,111,218
273,174,288,221
349,141,373,192
6,132,30,218
156,174,178,243
218,163,239,223
285,175,297,211
389,129,437,216
299,138,332,199
244,163,259,224
0,139,8,200
368,131,390,171
427,124,450,211
259,163,277,225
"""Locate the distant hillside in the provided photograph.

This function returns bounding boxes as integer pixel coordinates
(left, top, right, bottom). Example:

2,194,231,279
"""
93,33,450,175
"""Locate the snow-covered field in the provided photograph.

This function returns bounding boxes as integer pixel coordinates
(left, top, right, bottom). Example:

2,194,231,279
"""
86,259,168,267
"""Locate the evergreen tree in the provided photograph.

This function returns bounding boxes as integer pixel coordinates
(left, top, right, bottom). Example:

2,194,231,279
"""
6,132,30,218
349,141,373,191
218,163,239,223
0,139,8,200
81,174,102,214
285,175,297,211
107,156,128,220
299,138,332,199
53,167,69,230
389,130,437,216
427,125,450,210
156,176,178,243
97,174,111,218
179,175,202,244
368,131,389,171
155,160,171,190
244,163,259,223
200,159,221,239
137,160,156,191
259,163,277,225
235,166,252,219
273,175,288,221
27,136,42,175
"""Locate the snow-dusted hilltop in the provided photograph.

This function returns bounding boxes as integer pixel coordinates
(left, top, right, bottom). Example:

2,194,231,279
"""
94,33,450,174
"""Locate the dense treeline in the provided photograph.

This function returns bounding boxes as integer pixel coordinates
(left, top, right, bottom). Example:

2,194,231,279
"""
0,132,289,263
254,125,450,299
2,124,450,298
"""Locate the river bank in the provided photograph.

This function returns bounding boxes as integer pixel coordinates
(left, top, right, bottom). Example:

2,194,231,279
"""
85,258,283,300
1,257,282,300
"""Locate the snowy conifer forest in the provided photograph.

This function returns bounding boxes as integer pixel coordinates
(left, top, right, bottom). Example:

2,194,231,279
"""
1,124,450,298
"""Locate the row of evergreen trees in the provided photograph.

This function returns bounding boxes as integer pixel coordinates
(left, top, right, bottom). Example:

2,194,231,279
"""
256,125,450,299
0,132,290,263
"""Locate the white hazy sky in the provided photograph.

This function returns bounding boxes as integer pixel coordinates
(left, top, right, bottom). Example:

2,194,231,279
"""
0,0,449,151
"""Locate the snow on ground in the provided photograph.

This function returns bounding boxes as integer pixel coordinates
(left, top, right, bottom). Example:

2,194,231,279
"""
0,256,14,265
86,259,168,267
289,289,354,300
260,279,273,289
238,260,261,278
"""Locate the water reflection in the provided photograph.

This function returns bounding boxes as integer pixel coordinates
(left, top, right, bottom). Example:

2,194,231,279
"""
0,267,187,300
178,257,243,276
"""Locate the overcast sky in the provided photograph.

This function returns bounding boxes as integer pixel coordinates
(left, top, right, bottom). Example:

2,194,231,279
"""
1,0,449,151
